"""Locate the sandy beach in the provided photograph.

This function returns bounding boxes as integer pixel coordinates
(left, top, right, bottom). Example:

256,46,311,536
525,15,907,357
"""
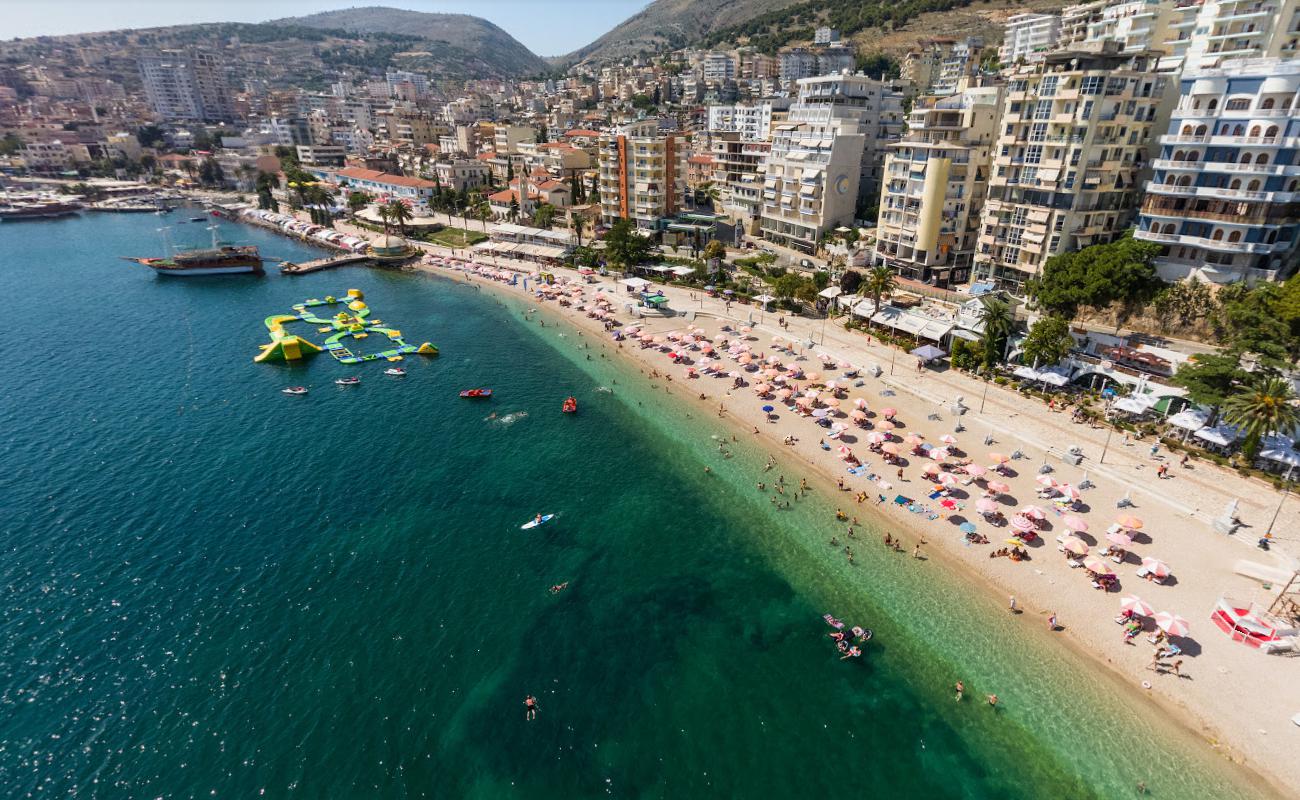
246,209,1298,795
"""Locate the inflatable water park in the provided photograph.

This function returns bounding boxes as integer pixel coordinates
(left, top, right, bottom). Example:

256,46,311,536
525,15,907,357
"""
255,288,439,365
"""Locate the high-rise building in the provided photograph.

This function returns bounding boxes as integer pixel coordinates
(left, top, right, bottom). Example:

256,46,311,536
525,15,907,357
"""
700,52,737,83
711,131,771,228
1080,0,1179,55
1059,1,1109,47
875,87,1004,288
1134,57,1300,283
794,73,906,207
1162,0,1300,73
597,119,688,230
138,49,234,123
999,14,1063,64
903,38,985,95
974,46,1171,291
707,103,776,141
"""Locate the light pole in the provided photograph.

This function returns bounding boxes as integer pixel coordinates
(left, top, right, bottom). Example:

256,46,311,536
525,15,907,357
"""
1267,479,1292,535
1099,426,1114,465
979,374,992,414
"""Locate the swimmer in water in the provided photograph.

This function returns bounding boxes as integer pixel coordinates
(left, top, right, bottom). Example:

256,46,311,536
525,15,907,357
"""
524,695,539,720
549,582,569,594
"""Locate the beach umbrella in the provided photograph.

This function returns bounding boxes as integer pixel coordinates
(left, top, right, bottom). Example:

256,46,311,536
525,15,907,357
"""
850,409,867,421
837,445,853,459
1140,558,1171,578
1117,515,1144,530
986,480,1011,494
1083,557,1115,576
701,345,714,353
1056,484,1081,501
826,381,838,390
1062,536,1090,556
881,443,900,455
825,398,841,408
940,434,958,445
1010,515,1035,531
652,335,666,344
877,420,896,431
853,398,868,409
764,368,780,379
963,464,988,477
776,388,794,399
812,408,830,419
1153,612,1189,637
1120,595,1154,617
1063,515,1089,532
988,452,1009,463
940,498,958,510
830,422,848,434
929,448,950,461
1106,531,1134,547
754,383,772,393
881,408,898,418
975,498,999,514
806,371,822,382
938,472,959,486
867,432,888,444
905,433,925,446
1019,505,1048,519
959,521,978,534
1035,475,1058,488
922,463,942,476
740,326,752,334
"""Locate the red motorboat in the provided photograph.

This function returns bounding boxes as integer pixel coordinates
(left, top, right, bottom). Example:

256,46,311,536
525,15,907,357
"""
460,388,493,398
562,396,577,413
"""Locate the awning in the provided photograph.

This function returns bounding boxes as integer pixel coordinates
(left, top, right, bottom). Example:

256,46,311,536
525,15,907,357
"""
818,286,843,299
644,294,670,306
911,344,946,362
1113,395,1157,414
1260,437,1300,467
1166,409,1208,431
621,277,651,289
1194,424,1241,447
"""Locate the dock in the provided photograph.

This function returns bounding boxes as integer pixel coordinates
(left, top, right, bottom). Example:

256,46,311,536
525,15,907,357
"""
280,254,372,274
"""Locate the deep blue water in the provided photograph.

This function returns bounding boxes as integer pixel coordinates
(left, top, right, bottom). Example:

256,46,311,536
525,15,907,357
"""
0,210,1265,799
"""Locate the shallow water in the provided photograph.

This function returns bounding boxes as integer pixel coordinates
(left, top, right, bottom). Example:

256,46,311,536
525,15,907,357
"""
0,211,1262,798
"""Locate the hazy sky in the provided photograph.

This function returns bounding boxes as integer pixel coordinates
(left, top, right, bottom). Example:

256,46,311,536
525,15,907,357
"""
6,0,649,56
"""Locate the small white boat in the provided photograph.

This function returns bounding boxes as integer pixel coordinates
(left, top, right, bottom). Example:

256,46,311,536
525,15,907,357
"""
384,367,406,376
335,377,361,386
282,386,308,395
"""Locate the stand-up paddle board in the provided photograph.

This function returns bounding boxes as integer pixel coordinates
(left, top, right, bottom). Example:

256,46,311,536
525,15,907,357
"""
521,514,554,530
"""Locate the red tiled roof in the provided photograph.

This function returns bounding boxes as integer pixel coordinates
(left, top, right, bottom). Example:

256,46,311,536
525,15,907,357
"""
489,187,541,203
476,150,497,161
687,154,714,165
536,179,568,191
564,129,602,138
336,167,435,189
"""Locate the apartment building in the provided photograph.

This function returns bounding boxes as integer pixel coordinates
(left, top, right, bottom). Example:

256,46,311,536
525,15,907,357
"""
999,14,1063,64
793,73,906,207
700,52,737,83
710,131,771,227
1165,0,1300,73
138,48,234,123
434,159,492,193
1134,57,1300,282
875,87,1004,288
707,103,777,141
597,119,688,230
1060,1,1110,47
1082,0,1179,54
974,46,1171,291
494,124,538,155
902,38,985,95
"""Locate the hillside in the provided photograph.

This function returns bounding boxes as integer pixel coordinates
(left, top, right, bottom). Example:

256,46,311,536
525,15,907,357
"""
563,0,803,66
282,7,549,77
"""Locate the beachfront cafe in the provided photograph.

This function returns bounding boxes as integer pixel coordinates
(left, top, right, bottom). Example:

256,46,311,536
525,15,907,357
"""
471,223,575,266
853,303,957,349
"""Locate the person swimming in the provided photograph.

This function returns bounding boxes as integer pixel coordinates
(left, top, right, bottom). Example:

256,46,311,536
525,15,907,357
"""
524,695,539,720
549,582,569,594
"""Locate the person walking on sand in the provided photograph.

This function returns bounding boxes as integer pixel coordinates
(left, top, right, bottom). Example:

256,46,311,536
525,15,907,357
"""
1171,659,1183,678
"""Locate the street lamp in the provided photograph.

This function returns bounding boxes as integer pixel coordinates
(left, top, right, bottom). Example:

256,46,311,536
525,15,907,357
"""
1098,426,1114,465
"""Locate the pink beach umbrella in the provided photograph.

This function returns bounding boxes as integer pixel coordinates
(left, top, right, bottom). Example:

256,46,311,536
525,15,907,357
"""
777,388,794,399
1120,595,1154,617
850,409,867,421
1117,515,1144,530
922,463,942,476
937,472,959,487
1010,515,1036,532
939,434,958,445
905,433,925,447
880,443,901,456
1019,505,1047,520
1063,515,1089,532
853,398,868,409
1140,558,1171,578
1062,536,1089,555
877,420,896,431
1035,475,1058,488
805,371,822,382
1153,612,1189,637
963,464,988,478
975,498,999,514
837,445,853,459
987,452,1009,464
929,448,950,461
986,480,1011,494
1106,531,1134,548
867,431,889,444
1083,557,1115,576
825,398,841,408
1057,484,1082,501
881,408,898,419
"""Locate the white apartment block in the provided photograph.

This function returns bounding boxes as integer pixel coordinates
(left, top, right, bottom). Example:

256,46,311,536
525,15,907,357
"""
875,87,1004,288
974,47,1171,291
1084,0,1179,54
493,125,537,156
793,74,906,208
1164,0,1300,73
707,103,775,141
999,14,1063,64
1060,1,1109,47
700,52,737,83
138,48,234,123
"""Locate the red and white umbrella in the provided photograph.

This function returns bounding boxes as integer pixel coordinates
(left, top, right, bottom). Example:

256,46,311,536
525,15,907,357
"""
975,498,999,514
1063,515,1089,532
1153,612,1189,637
905,433,925,447
853,398,868,409
986,480,1011,494
1083,557,1115,576
1035,475,1058,488
1062,535,1089,555
1019,505,1047,520
922,463,942,476
1010,514,1036,531
1106,531,1134,548
963,463,988,477
881,407,898,418
850,409,867,420
929,448,950,461
867,432,888,444
1140,557,1171,578
988,452,1009,464
837,445,853,459
1120,595,1154,616
939,434,958,445
1057,484,1082,501
937,472,959,486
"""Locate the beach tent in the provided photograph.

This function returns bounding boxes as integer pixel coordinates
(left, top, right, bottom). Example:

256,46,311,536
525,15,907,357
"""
910,344,946,362
1166,409,1209,432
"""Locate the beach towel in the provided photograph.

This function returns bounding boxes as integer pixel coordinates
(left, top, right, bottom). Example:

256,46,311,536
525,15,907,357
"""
848,466,870,476
894,495,912,506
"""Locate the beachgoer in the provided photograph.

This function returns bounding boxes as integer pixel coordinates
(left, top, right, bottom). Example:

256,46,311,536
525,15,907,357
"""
987,694,998,708
1149,443,1159,459
1180,454,1189,469
524,695,538,720
1008,596,1018,614
955,681,964,701
1171,660,1183,678
534,514,542,526
912,544,921,559
1047,613,1058,631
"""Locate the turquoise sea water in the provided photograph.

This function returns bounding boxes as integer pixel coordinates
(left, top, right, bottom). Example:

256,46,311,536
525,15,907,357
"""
0,210,1269,798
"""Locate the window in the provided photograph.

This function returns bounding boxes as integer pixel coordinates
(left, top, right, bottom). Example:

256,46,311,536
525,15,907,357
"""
1030,123,1047,142
1266,125,1279,138
1048,235,1061,251
1064,171,1077,189
1011,207,1028,226
1228,231,1242,243
1033,100,1053,120
1261,98,1276,110
1025,145,1043,165
1080,76,1103,95
1040,76,1059,97
1225,98,1250,110
1080,101,1093,120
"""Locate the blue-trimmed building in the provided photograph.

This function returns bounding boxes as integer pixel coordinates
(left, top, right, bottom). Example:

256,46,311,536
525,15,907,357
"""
1135,58,1300,283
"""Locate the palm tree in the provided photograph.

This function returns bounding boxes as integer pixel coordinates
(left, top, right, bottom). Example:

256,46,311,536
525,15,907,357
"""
977,296,1016,370
385,200,412,237
572,214,587,248
864,265,897,315
1224,376,1300,460
376,204,393,235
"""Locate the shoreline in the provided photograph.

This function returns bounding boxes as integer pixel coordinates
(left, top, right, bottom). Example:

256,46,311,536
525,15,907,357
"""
411,256,1293,799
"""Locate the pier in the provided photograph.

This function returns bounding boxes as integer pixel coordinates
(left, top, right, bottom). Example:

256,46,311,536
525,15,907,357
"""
280,254,372,274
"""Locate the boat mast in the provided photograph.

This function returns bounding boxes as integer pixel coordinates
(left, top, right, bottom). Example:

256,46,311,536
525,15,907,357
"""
156,226,174,256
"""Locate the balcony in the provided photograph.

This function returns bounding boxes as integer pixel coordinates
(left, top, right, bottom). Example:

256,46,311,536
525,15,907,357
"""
1152,159,1300,176
1136,228,1283,254
1146,183,1292,203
